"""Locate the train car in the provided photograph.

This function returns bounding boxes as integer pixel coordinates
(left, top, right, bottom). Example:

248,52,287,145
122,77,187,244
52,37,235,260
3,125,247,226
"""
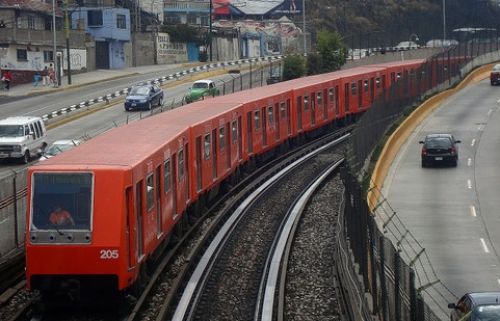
25,59,427,297
372,59,426,99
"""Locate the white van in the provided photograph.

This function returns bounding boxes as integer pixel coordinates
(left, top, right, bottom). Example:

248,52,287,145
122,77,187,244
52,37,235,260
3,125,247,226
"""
0,116,47,163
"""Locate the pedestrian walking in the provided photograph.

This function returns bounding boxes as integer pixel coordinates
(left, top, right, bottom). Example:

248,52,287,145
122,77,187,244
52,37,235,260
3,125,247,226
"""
1,70,12,90
42,66,49,86
48,64,55,86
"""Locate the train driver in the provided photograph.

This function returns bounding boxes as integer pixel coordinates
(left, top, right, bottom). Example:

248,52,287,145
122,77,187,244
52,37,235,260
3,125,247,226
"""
49,206,75,227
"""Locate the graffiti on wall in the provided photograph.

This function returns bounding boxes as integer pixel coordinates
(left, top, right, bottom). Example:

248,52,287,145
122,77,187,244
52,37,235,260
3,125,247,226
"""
62,49,87,70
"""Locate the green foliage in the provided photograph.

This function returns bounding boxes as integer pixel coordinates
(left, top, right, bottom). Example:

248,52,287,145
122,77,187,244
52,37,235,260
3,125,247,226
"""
160,24,203,44
317,29,346,72
306,52,323,76
282,55,306,80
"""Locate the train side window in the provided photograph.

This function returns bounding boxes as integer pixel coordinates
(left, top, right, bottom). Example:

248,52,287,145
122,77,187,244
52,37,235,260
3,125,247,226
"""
280,102,286,118
178,148,185,179
351,83,357,96
303,96,309,111
231,121,237,143
268,106,273,125
204,134,211,160
164,159,171,193
364,80,369,92
376,78,381,88
396,72,401,81
329,88,334,107
146,174,154,212
254,111,261,130
219,127,225,150
317,92,322,106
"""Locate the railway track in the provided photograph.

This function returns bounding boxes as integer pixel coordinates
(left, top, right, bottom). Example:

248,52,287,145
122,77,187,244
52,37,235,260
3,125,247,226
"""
1,126,353,321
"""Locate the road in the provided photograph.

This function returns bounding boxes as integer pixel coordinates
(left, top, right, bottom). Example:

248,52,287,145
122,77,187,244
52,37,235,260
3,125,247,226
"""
382,78,500,318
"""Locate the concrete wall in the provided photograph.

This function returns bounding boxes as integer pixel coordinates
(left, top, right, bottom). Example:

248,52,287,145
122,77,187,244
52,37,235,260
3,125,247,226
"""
212,36,240,61
132,32,155,66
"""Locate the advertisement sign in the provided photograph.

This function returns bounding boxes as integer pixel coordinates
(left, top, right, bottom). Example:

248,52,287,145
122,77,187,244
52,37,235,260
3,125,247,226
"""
270,0,303,15
156,33,188,64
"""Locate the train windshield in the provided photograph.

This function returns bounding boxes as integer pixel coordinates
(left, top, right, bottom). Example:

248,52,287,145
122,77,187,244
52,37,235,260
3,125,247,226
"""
31,172,93,230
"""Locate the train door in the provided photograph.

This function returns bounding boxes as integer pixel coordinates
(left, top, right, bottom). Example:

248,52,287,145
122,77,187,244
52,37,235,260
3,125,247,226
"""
126,187,136,269
135,181,144,259
237,116,242,160
211,129,217,180
274,103,280,141
370,78,375,103
171,153,178,217
286,100,291,136
310,92,316,126
261,107,267,146
195,136,202,191
344,83,350,113
296,96,302,131
155,166,162,237
323,89,328,120
246,112,253,154
357,80,363,109
225,123,231,169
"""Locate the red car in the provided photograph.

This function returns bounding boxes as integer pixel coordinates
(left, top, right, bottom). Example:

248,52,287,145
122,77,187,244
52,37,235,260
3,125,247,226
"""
490,64,500,85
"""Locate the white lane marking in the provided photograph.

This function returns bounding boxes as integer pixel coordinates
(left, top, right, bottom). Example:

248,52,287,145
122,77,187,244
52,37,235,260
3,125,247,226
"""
488,109,493,116
468,179,472,189
0,218,7,225
478,125,484,132
498,279,500,287
471,139,476,147
468,158,472,167
470,205,477,217
481,238,490,253
497,98,500,104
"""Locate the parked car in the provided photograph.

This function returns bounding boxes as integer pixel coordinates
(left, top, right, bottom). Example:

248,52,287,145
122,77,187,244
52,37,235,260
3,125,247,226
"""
39,139,82,161
124,85,164,111
0,116,47,164
184,79,220,104
449,292,500,321
395,41,419,50
420,133,461,167
490,64,500,85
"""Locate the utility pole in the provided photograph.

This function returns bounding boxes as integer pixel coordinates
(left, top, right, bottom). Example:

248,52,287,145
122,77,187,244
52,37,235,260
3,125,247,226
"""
302,0,306,54
64,0,71,84
442,0,446,45
52,0,58,87
209,0,213,61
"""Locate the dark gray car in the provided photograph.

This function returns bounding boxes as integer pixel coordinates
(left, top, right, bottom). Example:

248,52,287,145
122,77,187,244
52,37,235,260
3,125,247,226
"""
419,133,461,167
449,292,500,321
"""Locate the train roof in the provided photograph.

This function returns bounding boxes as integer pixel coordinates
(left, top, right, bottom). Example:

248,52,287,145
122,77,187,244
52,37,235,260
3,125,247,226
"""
370,59,425,68
32,101,242,168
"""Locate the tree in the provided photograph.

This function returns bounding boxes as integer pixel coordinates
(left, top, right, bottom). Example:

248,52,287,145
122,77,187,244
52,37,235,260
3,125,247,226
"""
282,55,306,80
306,52,323,75
317,29,346,72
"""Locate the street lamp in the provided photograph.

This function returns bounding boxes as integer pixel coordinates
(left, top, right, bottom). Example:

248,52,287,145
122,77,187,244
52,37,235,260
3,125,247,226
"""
302,0,306,54
209,0,213,61
52,0,58,87
442,0,446,45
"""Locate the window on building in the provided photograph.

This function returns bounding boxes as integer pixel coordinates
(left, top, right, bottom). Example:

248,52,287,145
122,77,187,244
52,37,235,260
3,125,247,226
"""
88,10,103,26
27,15,35,30
17,49,28,61
187,14,197,25
116,14,126,29
200,16,209,26
43,50,54,62
44,16,52,30
166,15,181,24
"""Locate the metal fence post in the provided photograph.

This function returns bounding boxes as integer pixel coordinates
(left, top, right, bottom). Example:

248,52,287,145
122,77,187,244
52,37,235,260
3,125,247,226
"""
416,292,425,321
369,218,379,314
394,249,401,321
410,269,417,321
261,67,263,86
223,82,226,95
232,78,235,93
240,74,243,91
379,236,388,321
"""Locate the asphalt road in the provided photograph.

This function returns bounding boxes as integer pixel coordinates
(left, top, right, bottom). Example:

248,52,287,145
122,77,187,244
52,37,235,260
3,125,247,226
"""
382,78,500,318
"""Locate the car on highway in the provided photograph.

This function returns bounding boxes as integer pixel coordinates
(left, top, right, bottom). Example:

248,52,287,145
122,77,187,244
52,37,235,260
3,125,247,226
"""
419,133,461,167
395,41,419,50
124,85,164,111
0,116,47,164
184,79,220,104
39,139,82,161
490,64,500,85
448,292,500,321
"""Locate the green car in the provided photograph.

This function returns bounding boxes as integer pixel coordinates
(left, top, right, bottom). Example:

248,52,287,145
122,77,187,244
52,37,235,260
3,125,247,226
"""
185,79,220,103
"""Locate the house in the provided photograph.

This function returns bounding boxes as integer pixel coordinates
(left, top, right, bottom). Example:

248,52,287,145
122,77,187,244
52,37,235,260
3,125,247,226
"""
0,0,87,85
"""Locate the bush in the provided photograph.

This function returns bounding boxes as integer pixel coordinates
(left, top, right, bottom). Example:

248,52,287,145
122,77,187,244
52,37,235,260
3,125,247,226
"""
306,53,323,75
282,55,306,80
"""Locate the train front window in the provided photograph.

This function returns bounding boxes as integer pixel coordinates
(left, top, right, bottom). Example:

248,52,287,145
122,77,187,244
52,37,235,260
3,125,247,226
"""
31,172,93,231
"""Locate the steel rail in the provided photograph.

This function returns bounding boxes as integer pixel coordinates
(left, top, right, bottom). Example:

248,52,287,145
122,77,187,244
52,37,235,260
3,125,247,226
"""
171,133,350,321
257,158,344,321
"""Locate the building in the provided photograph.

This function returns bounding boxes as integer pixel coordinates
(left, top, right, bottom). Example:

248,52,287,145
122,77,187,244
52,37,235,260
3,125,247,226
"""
163,0,210,26
71,1,131,69
0,0,87,84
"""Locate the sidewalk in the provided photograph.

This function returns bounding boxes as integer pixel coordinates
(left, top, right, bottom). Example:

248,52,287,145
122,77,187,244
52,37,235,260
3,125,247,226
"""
0,62,200,98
